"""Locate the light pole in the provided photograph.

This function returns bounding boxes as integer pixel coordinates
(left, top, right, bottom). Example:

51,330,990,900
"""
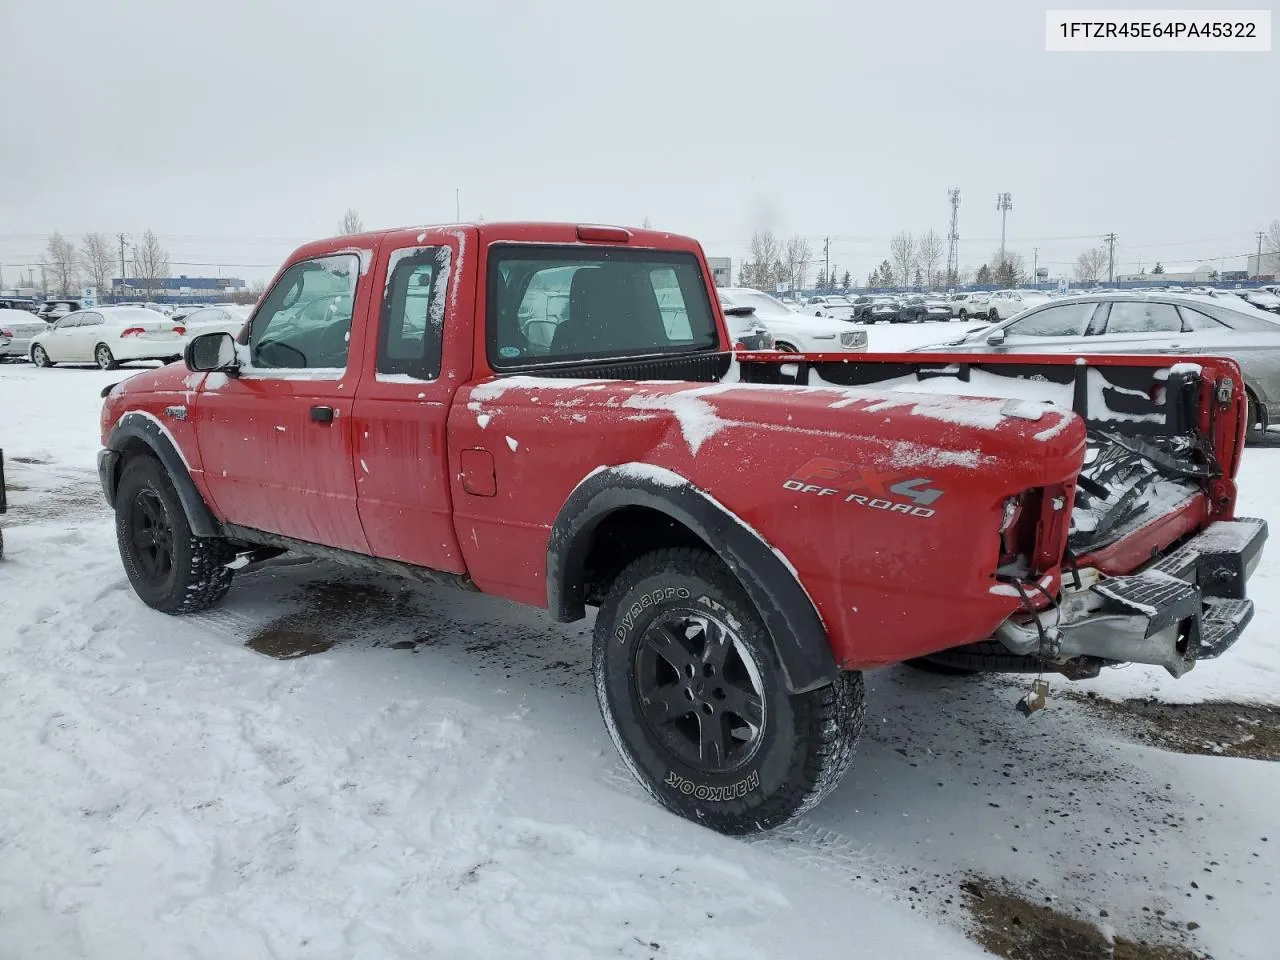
996,193,1013,270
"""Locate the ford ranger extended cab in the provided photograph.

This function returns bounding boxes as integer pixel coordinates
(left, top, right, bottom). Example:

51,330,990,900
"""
98,222,1266,833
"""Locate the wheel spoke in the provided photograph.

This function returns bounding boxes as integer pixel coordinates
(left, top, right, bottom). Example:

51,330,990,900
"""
641,684,692,726
132,529,156,550
698,617,732,671
697,712,728,766
720,683,764,727
642,622,697,673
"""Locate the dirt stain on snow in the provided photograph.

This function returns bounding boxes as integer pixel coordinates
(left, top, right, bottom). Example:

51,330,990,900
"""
961,876,1205,960
245,580,413,659
1069,694,1280,761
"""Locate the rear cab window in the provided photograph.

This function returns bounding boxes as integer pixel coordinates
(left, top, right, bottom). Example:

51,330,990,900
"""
486,245,719,368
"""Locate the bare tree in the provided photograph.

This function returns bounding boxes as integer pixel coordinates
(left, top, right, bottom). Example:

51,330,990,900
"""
80,232,114,296
889,232,917,289
339,208,364,235
133,229,171,301
641,215,652,229
229,278,267,305
1267,219,1280,253
1074,247,1109,283
44,232,79,296
917,230,944,289
781,234,812,293
740,230,785,292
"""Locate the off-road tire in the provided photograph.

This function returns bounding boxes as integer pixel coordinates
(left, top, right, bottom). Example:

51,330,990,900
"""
115,456,234,613
593,547,864,834
95,344,118,370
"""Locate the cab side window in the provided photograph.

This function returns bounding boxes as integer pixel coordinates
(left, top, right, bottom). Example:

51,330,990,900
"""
377,247,451,380
248,254,359,369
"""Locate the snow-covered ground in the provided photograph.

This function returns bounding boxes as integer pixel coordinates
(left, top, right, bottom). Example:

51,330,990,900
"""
2,358,1278,960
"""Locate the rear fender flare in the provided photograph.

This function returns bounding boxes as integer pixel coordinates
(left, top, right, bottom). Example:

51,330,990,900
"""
104,411,222,538
548,465,837,694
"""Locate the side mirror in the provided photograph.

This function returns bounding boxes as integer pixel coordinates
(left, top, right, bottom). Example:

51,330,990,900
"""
185,331,239,374
986,329,1006,345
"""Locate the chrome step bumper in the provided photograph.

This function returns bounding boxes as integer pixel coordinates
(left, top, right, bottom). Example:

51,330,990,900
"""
994,518,1267,676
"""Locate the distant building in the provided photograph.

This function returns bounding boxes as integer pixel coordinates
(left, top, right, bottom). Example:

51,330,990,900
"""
112,275,246,302
1247,252,1279,280
706,257,731,288
1117,263,1217,283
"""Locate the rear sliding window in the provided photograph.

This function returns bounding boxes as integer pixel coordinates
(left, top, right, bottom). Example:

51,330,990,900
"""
487,245,718,368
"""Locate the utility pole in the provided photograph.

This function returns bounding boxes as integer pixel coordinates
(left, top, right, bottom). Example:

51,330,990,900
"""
1257,230,1265,278
1032,247,1039,289
996,193,1013,269
824,236,830,292
946,187,960,284
1103,232,1118,284
117,233,128,284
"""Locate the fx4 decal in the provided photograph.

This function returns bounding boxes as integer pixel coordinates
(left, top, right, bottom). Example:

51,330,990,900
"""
782,457,943,519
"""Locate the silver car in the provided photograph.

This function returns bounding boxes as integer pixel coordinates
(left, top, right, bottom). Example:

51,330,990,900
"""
912,292,1280,438
0,308,51,360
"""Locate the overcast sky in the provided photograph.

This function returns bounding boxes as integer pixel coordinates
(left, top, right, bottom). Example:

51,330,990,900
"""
1,0,1276,288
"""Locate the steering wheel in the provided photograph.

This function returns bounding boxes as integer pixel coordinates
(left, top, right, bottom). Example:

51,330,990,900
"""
315,316,352,366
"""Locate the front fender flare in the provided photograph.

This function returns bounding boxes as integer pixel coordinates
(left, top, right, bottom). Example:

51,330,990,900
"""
547,465,837,694
103,412,222,538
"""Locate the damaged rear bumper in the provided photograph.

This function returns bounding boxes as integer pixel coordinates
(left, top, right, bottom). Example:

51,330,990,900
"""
994,518,1267,677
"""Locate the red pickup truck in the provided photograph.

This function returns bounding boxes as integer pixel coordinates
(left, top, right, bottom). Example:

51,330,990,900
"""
98,222,1266,833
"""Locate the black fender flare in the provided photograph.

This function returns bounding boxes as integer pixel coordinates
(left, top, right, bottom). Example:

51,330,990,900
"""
102,412,222,538
547,465,837,694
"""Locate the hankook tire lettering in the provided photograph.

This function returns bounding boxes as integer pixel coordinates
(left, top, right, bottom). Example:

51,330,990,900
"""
663,769,761,801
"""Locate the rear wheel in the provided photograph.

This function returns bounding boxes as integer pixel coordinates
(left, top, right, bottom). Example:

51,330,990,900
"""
95,344,117,370
958,309,969,320
31,344,53,367
1246,389,1269,445
115,456,235,613
593,547,864,834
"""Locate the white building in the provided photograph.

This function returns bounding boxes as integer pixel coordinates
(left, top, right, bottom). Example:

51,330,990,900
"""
1117,263,1218,283
1247,252,1280,279
706,257,731,288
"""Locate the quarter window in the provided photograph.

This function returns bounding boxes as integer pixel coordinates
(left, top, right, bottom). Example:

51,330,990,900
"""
1179,306,1226,332
248,254,358,369
377,246,451,380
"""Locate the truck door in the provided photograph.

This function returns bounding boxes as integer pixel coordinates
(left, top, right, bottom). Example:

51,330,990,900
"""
350,233,469,573
194,251,371,552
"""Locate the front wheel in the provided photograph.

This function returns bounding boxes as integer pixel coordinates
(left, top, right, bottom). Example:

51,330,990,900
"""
115,456,235,613
31,344,53,367
774,341,800,353
593,547,864,834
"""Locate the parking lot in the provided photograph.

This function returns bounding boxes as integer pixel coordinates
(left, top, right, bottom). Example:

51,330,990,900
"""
2,349,1277,960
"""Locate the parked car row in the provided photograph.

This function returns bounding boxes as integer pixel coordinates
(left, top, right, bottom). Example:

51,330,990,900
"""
719,289,867,352
913,290,1280,439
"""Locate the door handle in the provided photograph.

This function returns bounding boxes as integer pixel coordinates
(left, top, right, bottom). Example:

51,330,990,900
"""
310,405,335,423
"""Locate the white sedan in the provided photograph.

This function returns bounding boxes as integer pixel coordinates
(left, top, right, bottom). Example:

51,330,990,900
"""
984,289,1051,321
30,307,188,370
180,304,253,338
0,308,50,360
719,288,867,353
802,295,857,320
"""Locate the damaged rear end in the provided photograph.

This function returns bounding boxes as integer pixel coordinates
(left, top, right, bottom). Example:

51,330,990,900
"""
742,351,1266,680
